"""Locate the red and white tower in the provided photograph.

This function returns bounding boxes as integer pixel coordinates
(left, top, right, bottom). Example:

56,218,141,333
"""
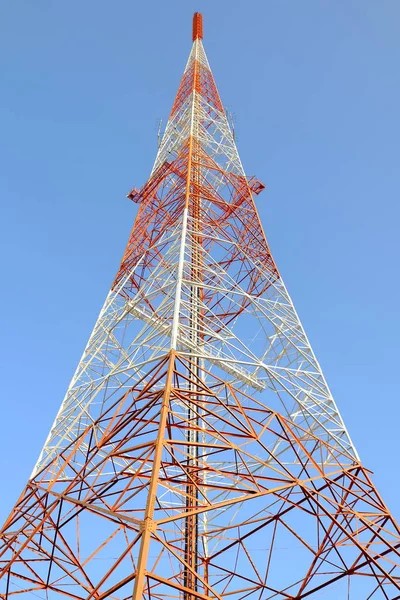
1,13,400,600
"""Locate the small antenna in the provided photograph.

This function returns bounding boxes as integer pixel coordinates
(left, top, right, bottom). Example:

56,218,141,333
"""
157,119,163,148
192,13,203,41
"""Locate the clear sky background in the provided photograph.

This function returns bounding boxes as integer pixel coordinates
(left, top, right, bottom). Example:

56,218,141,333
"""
1,0,399,531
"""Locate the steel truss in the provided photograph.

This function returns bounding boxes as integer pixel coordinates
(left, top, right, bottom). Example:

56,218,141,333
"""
1,12,399,600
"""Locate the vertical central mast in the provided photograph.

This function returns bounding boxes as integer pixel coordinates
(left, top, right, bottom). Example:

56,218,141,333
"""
185,12,203,598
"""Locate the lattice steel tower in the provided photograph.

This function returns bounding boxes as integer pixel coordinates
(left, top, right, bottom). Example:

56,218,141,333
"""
1,13,400,600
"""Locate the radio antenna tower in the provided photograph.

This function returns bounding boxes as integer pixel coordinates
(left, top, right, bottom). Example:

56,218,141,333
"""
1,12,400,600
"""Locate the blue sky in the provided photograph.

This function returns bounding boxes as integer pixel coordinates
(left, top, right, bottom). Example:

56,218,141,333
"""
1,0,399,528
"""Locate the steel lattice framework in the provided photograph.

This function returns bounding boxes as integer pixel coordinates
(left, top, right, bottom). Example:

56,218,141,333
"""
1,13,400,600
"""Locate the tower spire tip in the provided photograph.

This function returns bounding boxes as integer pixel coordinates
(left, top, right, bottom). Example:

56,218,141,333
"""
192,12,203,41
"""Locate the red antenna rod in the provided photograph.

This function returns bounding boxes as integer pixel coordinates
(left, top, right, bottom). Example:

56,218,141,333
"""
192,12,203,41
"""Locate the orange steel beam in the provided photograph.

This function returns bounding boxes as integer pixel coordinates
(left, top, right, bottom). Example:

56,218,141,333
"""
131,351,176,598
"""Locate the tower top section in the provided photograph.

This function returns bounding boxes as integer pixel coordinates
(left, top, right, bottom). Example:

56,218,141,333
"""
192,12,203,41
